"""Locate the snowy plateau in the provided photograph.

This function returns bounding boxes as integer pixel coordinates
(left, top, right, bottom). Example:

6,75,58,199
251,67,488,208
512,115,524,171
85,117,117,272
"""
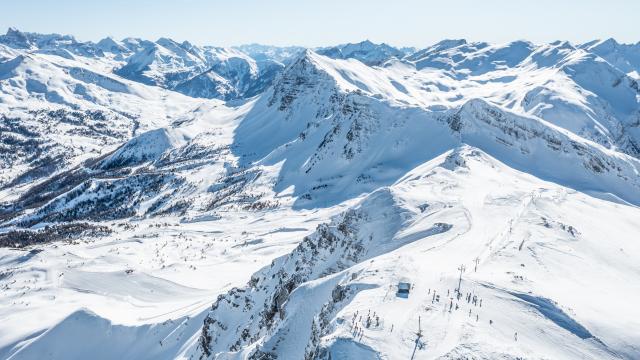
0,27,639,360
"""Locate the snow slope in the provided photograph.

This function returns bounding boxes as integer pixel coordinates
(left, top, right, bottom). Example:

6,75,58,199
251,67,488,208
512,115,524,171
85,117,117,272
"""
1,31,640,360
582,38,640,80
317,40,406,66
233,50,640,208
114,37,284,101
0,46,206,202
197,147,640,359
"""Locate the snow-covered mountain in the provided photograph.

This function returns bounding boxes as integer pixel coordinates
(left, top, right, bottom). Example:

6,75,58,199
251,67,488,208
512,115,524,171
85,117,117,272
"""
317,40,406,66
233,44,305,64
113,38,285,100
581,38,640,80
0,28,291,102
198,147,640,359
1,29,640,360
0,27,105,58
0,47,201,199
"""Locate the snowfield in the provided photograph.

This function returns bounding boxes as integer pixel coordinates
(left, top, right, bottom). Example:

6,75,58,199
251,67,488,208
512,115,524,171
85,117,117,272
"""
0,28,639,360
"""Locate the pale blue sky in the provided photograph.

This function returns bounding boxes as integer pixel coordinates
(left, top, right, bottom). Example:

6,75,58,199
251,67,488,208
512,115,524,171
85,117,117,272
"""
1,0,638,47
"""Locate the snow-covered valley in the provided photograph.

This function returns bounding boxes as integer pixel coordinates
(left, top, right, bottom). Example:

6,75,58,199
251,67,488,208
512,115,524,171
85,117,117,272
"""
0,28,639,359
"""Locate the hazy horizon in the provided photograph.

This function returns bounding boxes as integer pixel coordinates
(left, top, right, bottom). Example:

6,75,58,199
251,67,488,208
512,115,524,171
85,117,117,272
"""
1,0,639,48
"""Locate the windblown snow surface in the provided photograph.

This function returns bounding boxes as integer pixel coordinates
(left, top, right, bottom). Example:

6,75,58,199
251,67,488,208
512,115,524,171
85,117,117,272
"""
1,29,640,360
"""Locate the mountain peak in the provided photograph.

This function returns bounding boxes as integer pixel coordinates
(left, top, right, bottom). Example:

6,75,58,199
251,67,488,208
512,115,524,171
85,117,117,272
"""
1,27,32,48
156,37,177,46
431,38,467,50
549,40,576,50
6,27,23,36
96,36,129,54
587,38,620,52
284,48,322,69
316,40,404,66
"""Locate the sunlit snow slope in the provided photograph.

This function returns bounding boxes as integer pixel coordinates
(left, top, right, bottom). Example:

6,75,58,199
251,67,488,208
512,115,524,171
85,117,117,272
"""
0,29,639,360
